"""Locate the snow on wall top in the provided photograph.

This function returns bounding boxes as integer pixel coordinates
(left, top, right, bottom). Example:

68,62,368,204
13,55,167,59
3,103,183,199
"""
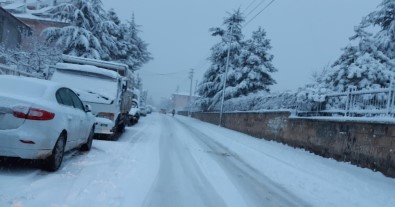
2,3,25,10
55,63,121,80
13,12,54,21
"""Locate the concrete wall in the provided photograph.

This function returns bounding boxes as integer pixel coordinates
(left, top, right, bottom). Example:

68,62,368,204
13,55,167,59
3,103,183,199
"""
179,111,395,178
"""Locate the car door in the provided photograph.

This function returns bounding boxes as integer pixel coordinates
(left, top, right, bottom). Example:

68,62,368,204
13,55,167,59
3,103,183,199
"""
56,88,81,149
68,89,91,143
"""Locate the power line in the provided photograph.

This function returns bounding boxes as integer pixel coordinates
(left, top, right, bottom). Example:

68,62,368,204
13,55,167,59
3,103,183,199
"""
243,0,259,13
185,0,272,81
140,69,189,76
245,0,267,17
244,0,277,28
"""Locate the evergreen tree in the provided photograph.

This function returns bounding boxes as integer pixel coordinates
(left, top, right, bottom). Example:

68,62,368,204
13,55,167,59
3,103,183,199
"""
326,26,394,91
196,10,277,111
107,8,121,25
42,0,152,71
118,15,152,71
42,0,104,59
297,0,395,110
237,27,277,94
365,0,395,59
196,10,245,110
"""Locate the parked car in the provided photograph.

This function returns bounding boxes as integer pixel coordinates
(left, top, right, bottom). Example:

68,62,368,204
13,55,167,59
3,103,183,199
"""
127,100,140,126
0,75,95,171
139,106,147,117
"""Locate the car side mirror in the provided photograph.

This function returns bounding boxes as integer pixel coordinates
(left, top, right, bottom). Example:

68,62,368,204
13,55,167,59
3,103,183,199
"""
85,104,92,113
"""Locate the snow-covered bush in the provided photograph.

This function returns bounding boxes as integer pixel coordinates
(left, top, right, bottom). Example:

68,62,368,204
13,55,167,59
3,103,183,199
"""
195,91,297,112
0,37,62,78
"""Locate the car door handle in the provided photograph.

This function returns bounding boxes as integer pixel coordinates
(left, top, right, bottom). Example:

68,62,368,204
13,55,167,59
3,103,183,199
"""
68,115,72,120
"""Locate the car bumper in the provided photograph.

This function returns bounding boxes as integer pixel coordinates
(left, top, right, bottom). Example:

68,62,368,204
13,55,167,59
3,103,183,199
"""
94,118,114,135
0,129,54,159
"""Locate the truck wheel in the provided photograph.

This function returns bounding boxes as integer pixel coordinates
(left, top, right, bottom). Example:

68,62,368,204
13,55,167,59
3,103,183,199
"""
116,123,125,133
43,134,66,172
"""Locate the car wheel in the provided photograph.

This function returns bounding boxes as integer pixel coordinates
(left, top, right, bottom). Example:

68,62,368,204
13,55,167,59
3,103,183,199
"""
43,134,66,172
116,122,125,133
81,127,94,151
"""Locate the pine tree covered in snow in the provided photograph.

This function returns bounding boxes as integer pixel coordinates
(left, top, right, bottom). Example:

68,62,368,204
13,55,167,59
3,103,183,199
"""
107,8,121,25
327,26,394,91
42,0,152,71
118,15,152,71
237,27,277,93
42,0,103,59
307,0,395,94
296,0,395,112
196,10,277,111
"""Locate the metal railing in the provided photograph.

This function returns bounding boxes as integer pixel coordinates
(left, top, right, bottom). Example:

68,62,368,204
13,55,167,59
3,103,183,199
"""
297,84,395,117
0,63,36,77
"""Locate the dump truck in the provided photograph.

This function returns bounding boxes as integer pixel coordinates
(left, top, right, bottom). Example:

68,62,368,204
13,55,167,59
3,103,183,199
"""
50,55,133,136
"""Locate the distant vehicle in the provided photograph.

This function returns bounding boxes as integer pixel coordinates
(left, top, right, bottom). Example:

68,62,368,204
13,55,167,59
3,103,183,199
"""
50,61,133,137
139,106,147,117
160,109,167,114
0,75,95,171
127,99,140,125
146,105,153,114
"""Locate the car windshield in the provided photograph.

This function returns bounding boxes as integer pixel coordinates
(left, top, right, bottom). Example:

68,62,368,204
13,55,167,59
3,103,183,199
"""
50,69,118,101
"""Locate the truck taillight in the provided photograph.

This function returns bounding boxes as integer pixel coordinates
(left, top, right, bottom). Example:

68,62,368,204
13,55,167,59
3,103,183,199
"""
13,106,55,121
97,112,115,121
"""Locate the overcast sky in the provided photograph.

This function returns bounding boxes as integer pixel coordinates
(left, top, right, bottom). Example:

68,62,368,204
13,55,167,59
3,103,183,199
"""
101,0,381,104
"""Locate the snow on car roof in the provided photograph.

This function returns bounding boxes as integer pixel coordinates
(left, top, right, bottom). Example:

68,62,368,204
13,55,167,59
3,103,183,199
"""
55,63,121,79
0,75,61,98
51,66,119,101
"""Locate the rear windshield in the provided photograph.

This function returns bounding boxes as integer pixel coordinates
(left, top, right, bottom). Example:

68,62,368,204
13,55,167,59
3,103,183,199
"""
0,78,47,98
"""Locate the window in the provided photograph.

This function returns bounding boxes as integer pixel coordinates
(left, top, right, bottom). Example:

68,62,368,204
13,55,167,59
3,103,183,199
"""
56,88,74,107
68,89,85,112
56,92,63,104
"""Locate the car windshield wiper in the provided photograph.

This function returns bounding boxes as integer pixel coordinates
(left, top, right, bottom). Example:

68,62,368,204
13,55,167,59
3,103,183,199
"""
87,91,109,100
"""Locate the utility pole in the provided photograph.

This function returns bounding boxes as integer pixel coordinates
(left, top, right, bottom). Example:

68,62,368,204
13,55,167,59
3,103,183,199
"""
188,69,194,117
219,24,233,127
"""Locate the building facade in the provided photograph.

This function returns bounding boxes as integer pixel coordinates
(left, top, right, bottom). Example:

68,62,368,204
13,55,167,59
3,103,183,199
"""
171,93,198,111
0,6,30,49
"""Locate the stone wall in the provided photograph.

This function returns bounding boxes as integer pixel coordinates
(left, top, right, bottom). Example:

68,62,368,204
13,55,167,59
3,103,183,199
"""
179,111,395,178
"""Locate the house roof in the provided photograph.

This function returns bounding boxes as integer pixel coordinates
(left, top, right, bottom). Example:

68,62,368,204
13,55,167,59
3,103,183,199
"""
2,2,25,10
0,6,31,31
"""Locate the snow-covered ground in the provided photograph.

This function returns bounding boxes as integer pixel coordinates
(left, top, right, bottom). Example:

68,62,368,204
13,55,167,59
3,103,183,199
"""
0,113,394,207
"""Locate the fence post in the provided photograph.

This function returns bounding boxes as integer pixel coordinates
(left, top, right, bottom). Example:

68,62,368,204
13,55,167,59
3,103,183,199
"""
345,87,351,117
345,86,357,117
389,81,395,116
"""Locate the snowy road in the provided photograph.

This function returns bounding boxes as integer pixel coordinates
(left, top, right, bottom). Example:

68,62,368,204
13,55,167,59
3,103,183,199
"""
1,113,395,207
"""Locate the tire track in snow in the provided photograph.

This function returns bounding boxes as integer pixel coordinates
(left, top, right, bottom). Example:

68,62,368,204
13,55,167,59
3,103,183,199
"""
143,115,227,207
175,118,311,207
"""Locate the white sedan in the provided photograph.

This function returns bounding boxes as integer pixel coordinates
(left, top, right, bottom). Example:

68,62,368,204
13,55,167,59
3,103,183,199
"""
0,75,95,171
